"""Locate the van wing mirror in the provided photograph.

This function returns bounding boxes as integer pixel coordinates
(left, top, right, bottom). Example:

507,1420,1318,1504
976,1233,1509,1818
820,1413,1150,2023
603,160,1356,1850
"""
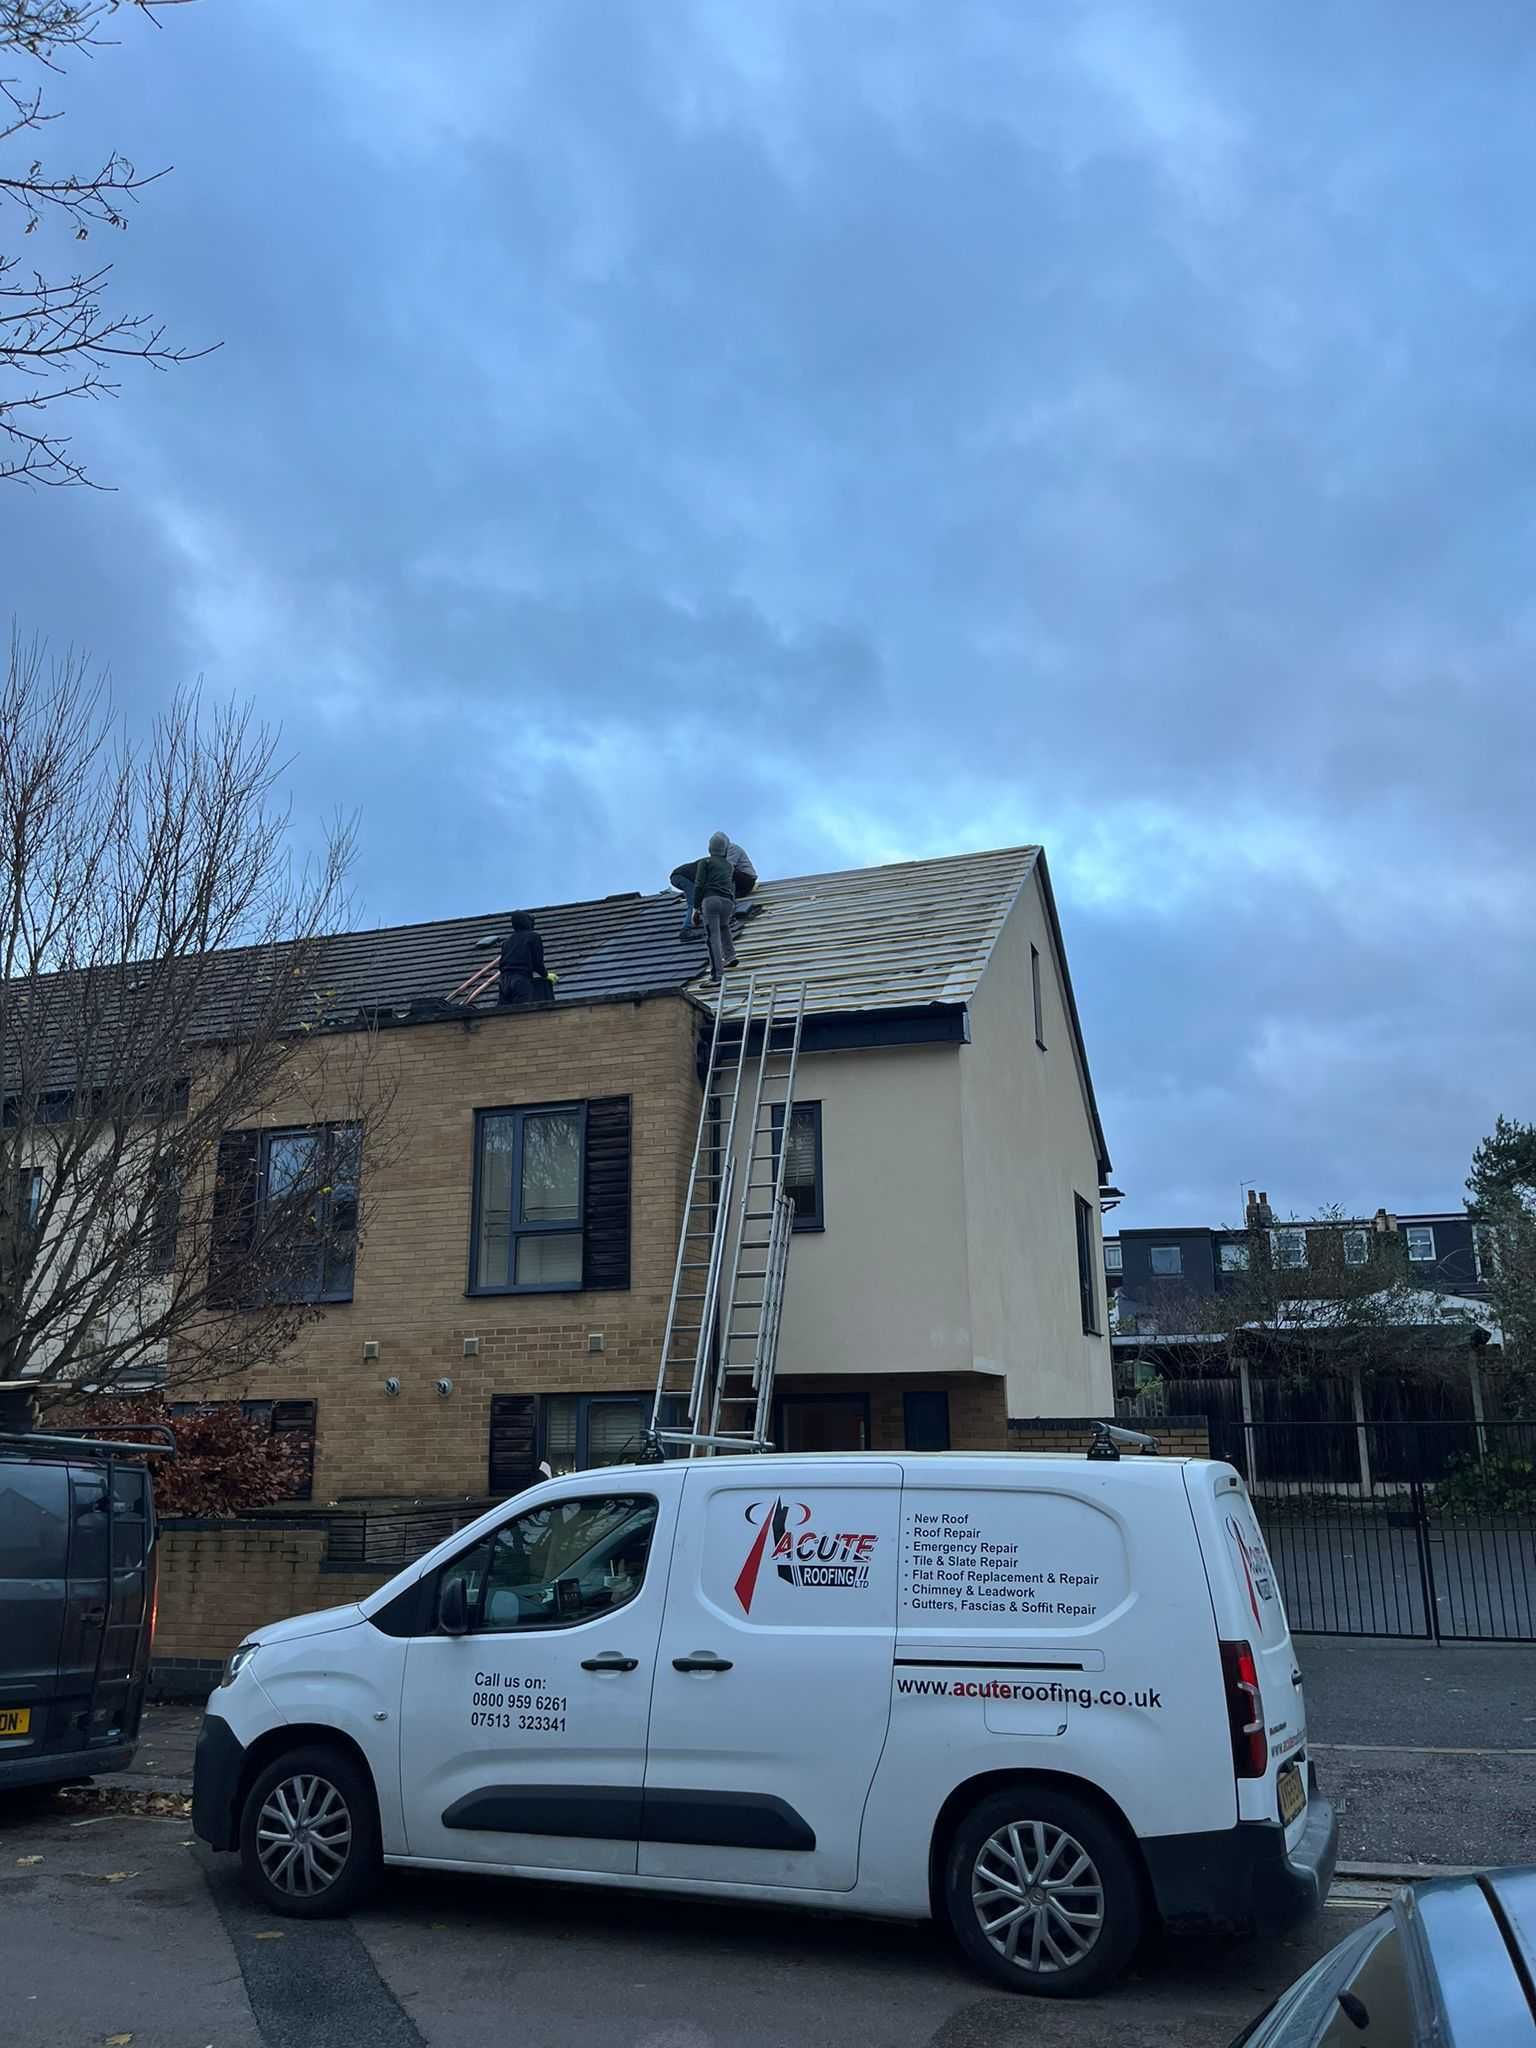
439,1574,470,1636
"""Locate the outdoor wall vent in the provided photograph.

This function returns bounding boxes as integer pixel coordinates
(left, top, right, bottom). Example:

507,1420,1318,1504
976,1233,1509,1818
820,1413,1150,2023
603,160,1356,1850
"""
362,1339,380,1361
436,1377,454,1398
462,1336,480,1357
383,1377,400,1397
587,1331,605,1354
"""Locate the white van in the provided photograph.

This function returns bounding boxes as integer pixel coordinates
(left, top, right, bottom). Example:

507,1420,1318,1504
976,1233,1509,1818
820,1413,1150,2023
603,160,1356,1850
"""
192,1449,1337,1997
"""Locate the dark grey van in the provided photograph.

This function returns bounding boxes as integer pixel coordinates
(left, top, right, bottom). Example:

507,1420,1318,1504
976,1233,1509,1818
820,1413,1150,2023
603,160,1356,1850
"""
0,1426,166,1792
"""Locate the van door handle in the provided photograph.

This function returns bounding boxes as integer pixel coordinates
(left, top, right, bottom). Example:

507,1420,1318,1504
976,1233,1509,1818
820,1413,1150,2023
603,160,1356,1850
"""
1291,1668,1303,1687
581,1653,639,1673
673,1652,733,1673
82,1606,107,1626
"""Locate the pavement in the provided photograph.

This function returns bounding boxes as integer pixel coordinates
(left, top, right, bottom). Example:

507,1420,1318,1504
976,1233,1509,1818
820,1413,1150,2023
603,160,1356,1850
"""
2,1649,1534,2048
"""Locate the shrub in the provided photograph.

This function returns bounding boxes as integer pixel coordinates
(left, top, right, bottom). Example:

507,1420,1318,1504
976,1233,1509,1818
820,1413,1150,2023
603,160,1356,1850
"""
61,1397,309,1518
1433,1452,1536,1519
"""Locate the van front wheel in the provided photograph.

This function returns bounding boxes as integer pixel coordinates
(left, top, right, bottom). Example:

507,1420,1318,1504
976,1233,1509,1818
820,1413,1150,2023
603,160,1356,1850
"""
943,1786,1142,1996
239,1743,380,1919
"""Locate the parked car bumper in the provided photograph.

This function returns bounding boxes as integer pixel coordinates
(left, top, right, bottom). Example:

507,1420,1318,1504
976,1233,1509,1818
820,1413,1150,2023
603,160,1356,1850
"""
0,1741,135,1793
191,1711,246,1852
1143,1768,1338,1934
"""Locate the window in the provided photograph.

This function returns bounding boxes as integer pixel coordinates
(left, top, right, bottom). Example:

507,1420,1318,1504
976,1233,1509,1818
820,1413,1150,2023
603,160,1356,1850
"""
541,1393,650,1474
439,1493,658,1634
1103,1241,1123,1273
777,1393,870,1452
770,1101,824,1231
470,1098,632,1294
475,1104,583,1290
1220,1241,1250,1273
1270,1228,1308,1270
903,1390,951,1452
1343,1229,1370,1268
4,1166,41,1235
1149,1244,1183,1277
1405,1224,1436,1264
147,1162,181,1276
260,1125,360,1302
1075,1194,1100,1334
1474,1225,1498,1281
1031,944,1046,1049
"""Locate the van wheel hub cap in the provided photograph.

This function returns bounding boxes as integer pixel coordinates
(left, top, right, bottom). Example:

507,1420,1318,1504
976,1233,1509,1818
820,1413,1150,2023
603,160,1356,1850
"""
256,1773,352,1896
971,1821,1105,1973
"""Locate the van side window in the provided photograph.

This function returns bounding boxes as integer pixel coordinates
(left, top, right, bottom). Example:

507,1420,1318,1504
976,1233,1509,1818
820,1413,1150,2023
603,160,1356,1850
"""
439,1494,658,1634
0,1464,69,1576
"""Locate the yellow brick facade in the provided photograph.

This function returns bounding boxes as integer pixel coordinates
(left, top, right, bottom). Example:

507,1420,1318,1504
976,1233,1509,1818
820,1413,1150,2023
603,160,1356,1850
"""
200,993,701,1500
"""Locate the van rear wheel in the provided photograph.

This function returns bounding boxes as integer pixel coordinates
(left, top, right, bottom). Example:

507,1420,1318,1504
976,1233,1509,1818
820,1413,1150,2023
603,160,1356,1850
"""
943,1786,1142,1997
238,1743,380,1919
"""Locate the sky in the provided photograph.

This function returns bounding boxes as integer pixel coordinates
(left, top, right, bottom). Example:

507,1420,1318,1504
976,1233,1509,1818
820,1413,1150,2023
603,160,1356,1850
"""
3,0,1533,1229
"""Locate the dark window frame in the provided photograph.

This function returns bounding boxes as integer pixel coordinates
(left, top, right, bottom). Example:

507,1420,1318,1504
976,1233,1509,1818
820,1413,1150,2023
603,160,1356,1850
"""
770,1099,825,1233
1148,1243,1183,1278
1074,1193,1100,1335
469,1101,589,1296
257,1123,360,1304
1031,944,1046,1049
539,1390,652,1471
903,1389,952,1452
9,1165,42,1234
774,1388,872,1453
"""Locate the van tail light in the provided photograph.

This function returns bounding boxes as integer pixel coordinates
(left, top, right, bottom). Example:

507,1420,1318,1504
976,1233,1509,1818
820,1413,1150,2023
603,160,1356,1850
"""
1220,1639,1268,1778
148,1575,159,1659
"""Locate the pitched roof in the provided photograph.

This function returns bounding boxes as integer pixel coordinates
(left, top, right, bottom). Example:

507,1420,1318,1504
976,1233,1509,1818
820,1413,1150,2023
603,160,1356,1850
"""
702,845,1040,1020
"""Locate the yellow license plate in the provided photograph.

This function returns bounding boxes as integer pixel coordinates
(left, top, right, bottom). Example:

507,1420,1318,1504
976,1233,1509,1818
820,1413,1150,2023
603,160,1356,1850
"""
0,1707,31,1737
1278,1761,1306,1826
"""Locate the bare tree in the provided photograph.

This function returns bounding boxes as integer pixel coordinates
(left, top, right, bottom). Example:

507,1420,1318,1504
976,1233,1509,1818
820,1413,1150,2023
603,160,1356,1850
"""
0,631,399,1412
1467,1116,1536,1414
2,0,208,486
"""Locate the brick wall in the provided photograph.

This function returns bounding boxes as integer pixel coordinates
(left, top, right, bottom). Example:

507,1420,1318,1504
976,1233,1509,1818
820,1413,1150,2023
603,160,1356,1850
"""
189,994,702,1499
1007,1414,1211,1457
150,1521,393,1697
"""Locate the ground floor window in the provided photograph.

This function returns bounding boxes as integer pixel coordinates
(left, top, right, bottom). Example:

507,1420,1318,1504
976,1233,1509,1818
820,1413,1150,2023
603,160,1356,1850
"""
776,1392,870,1453
902,1389,951,1452
542,1392,650,1474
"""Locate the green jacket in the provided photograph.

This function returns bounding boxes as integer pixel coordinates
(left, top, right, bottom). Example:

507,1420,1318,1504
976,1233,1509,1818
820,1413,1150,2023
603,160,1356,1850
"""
693,853,735,904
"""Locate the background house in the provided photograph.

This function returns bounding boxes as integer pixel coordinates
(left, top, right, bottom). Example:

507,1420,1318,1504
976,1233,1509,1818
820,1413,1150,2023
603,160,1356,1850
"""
192,845,1113,1498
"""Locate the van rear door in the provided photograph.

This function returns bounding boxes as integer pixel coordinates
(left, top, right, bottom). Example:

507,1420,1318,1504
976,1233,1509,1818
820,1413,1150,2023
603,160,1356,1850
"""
1183,1462,1308,1840
0,1459,70,1763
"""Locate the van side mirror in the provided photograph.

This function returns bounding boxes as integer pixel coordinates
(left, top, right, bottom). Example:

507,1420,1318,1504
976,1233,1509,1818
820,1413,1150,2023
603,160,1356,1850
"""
439,1575,470,1636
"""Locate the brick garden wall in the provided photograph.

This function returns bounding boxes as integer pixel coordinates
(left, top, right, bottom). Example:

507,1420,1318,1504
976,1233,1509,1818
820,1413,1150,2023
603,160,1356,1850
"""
150,1522,392,1698
1007,1414,1212,1458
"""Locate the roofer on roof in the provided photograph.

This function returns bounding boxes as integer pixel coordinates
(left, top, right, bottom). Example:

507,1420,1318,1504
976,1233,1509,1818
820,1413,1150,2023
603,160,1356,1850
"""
497,912,552,1006
671,837,756,941
692,833,741,983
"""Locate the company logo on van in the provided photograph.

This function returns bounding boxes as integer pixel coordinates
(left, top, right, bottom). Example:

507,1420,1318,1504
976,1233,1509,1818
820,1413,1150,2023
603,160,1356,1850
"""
733,1498,879,1614
1227,1513,1275,1624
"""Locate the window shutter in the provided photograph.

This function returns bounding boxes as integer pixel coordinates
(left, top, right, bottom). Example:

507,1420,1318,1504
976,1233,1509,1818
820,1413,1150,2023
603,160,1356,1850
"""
488,1394,538,1496
582,1096,631,1291
207,1129,260,1308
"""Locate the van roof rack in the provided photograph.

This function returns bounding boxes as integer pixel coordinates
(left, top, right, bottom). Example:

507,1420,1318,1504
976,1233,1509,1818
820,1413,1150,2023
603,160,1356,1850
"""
0,1425,177,1460
1087,1421,1160,1461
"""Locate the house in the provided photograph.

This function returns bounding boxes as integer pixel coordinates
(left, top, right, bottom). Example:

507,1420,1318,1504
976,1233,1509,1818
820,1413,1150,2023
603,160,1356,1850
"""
191,845,1114,1498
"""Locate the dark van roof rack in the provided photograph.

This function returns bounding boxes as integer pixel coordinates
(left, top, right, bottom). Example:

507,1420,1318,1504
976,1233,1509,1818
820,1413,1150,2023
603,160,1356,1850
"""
0,1425,177,1460
1087,1421,1160,1461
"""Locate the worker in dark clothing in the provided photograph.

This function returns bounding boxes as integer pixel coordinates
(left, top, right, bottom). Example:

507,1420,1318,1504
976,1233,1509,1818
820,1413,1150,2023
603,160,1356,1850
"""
692,832,740,981
498,912,551,1005
671,838,757,940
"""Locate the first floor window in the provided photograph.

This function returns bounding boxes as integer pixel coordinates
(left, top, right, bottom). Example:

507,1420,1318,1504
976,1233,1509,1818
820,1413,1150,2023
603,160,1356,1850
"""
261,1125,360,1302
1104,1241,1123,1273
1270,1228,1308,1271
1405,1224,1436,1263
1075,1194,1101,1333
1343,1229,1370,1267
4,1166,41,1235
475,1104,584,1290
1149,1243,1182,1278
1220,1241,1250,1273
771,1101,824,1231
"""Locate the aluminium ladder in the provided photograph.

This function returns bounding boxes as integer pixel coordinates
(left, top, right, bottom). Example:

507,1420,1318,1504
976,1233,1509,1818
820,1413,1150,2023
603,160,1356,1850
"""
650,975,806,1455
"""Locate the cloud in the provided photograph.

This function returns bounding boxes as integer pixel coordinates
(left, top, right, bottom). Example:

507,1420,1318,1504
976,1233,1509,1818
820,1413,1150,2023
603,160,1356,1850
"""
2,0,1531,1222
